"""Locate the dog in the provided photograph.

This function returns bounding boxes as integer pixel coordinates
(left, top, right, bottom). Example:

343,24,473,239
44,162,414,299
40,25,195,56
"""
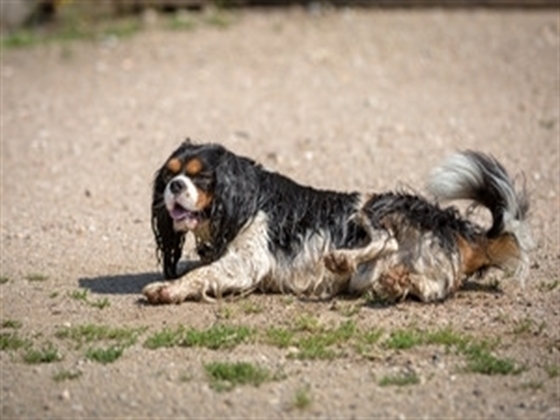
143,139,533,304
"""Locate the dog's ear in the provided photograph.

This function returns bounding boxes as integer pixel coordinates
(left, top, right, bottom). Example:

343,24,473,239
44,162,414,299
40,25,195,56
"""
204,151,259,260
152,159,186,279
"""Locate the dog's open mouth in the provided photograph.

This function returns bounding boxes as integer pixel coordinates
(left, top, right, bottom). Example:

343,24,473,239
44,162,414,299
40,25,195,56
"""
169,203,204,229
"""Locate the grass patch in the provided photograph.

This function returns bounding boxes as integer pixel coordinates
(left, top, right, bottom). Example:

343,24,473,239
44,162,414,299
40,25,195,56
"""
544,364,559,379
144,324,253,350
538,280,559,292
0,277,9,284
384,328,424,350
292,385,312,410
240,301,264,315
264,327,295,349
461,342,523,376
69,289,110,309
290,320,356,360
1,319,23,329
26,273,48,282
204,361,271,392
86,345,124,364
0,332,31,351
379,372,420,387
53,369,82,382
23,343,61,364
55,324,145,348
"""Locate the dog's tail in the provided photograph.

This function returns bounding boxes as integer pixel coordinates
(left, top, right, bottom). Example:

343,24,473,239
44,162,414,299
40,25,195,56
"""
428,151,534,283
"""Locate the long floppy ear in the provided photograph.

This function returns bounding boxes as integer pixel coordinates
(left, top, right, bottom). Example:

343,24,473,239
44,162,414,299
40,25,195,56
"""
151,156,186,280
202,151,260,261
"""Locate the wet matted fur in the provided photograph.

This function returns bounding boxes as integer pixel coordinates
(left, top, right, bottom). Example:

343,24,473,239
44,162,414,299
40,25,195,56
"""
143,140,533,304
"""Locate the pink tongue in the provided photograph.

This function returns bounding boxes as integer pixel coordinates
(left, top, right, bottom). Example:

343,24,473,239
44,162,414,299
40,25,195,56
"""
170,206,190,221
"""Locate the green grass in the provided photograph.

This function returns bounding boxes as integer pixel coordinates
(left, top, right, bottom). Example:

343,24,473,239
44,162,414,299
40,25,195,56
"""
379,372,420,387
538,280,559,292
240,301,264,315
55,324,145,348
292,385,312,410
53,369,82,382
0,332,30,351
204,361,271,392
69,289,110,309
25,273,48,282
144,324,253,350
384,329,424,350
86,345,124,364
290,320,357,360
461,341,523,376
23,343,61,364
1,319,23,329
264,327,295,348
544,364,559,378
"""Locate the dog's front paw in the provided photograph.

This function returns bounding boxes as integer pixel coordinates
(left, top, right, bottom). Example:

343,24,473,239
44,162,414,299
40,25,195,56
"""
324,251,356,275
142,281,184,304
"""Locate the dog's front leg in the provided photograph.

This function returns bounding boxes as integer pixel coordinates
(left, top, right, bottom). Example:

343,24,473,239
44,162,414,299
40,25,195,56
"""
143,256,265,304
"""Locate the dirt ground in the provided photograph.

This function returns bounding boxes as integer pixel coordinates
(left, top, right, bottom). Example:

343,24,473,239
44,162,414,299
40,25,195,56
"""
1,7,559,418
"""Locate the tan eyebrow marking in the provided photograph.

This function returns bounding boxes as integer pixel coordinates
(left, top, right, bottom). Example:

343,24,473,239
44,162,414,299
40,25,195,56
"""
185,158,203,176
166,158,182,174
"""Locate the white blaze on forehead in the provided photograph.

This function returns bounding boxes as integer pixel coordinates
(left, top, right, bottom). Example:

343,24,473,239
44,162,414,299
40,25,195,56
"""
164,174,200,212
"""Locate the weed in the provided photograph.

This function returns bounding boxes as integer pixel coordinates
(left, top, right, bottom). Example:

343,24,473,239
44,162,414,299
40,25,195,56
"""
204,361,271,392
0,277,9,284
53,369,82,382
70,289,89,302
89,297,110,309
69,289,110,309
264,327,295,348
384,328,423,350
86,345,123,364
424,327,470,348
23,343,61,364
145,324,253,350
26,273,48,282
179,372,194,383
180,324,253,350
291,320,356,360
55,324,144,348
0,332,30,351
512,318,534,335
519,380,544,391
379,372,420,387
1,319,23,329
144,326,185,349
240,301,264,315
292,385,312,410
544,364,559,378
293,314,322,333
167,13,196,31
462,342,523,375
538,280,559,292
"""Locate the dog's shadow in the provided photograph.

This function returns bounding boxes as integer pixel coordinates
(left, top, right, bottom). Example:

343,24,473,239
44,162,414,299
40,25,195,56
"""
79,272,161,295
78,261,204,295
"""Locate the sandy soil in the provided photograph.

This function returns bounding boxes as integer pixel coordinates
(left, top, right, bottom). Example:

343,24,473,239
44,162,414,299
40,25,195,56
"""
1,7,559,418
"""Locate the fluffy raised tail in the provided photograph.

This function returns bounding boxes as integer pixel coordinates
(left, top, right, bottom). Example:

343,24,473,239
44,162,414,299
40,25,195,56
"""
428,151,534,283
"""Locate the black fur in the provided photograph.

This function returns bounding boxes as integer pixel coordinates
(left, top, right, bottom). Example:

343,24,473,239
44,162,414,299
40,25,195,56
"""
152,140,369,278
362,192,483,254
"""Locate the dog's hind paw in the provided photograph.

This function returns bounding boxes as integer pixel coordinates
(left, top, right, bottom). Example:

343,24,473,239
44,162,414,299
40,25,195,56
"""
324,251,356,275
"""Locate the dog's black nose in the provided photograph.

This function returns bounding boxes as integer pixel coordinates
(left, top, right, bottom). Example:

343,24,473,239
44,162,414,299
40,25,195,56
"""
169,179,186,195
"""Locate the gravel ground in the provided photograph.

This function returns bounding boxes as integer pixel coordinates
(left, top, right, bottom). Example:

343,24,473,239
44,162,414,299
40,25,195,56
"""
1,7,559,418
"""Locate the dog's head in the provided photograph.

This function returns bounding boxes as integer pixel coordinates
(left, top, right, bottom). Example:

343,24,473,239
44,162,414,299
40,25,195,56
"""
152,139,259,278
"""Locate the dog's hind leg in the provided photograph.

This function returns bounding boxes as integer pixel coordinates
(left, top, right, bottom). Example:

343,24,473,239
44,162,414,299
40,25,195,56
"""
324,228,398,276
